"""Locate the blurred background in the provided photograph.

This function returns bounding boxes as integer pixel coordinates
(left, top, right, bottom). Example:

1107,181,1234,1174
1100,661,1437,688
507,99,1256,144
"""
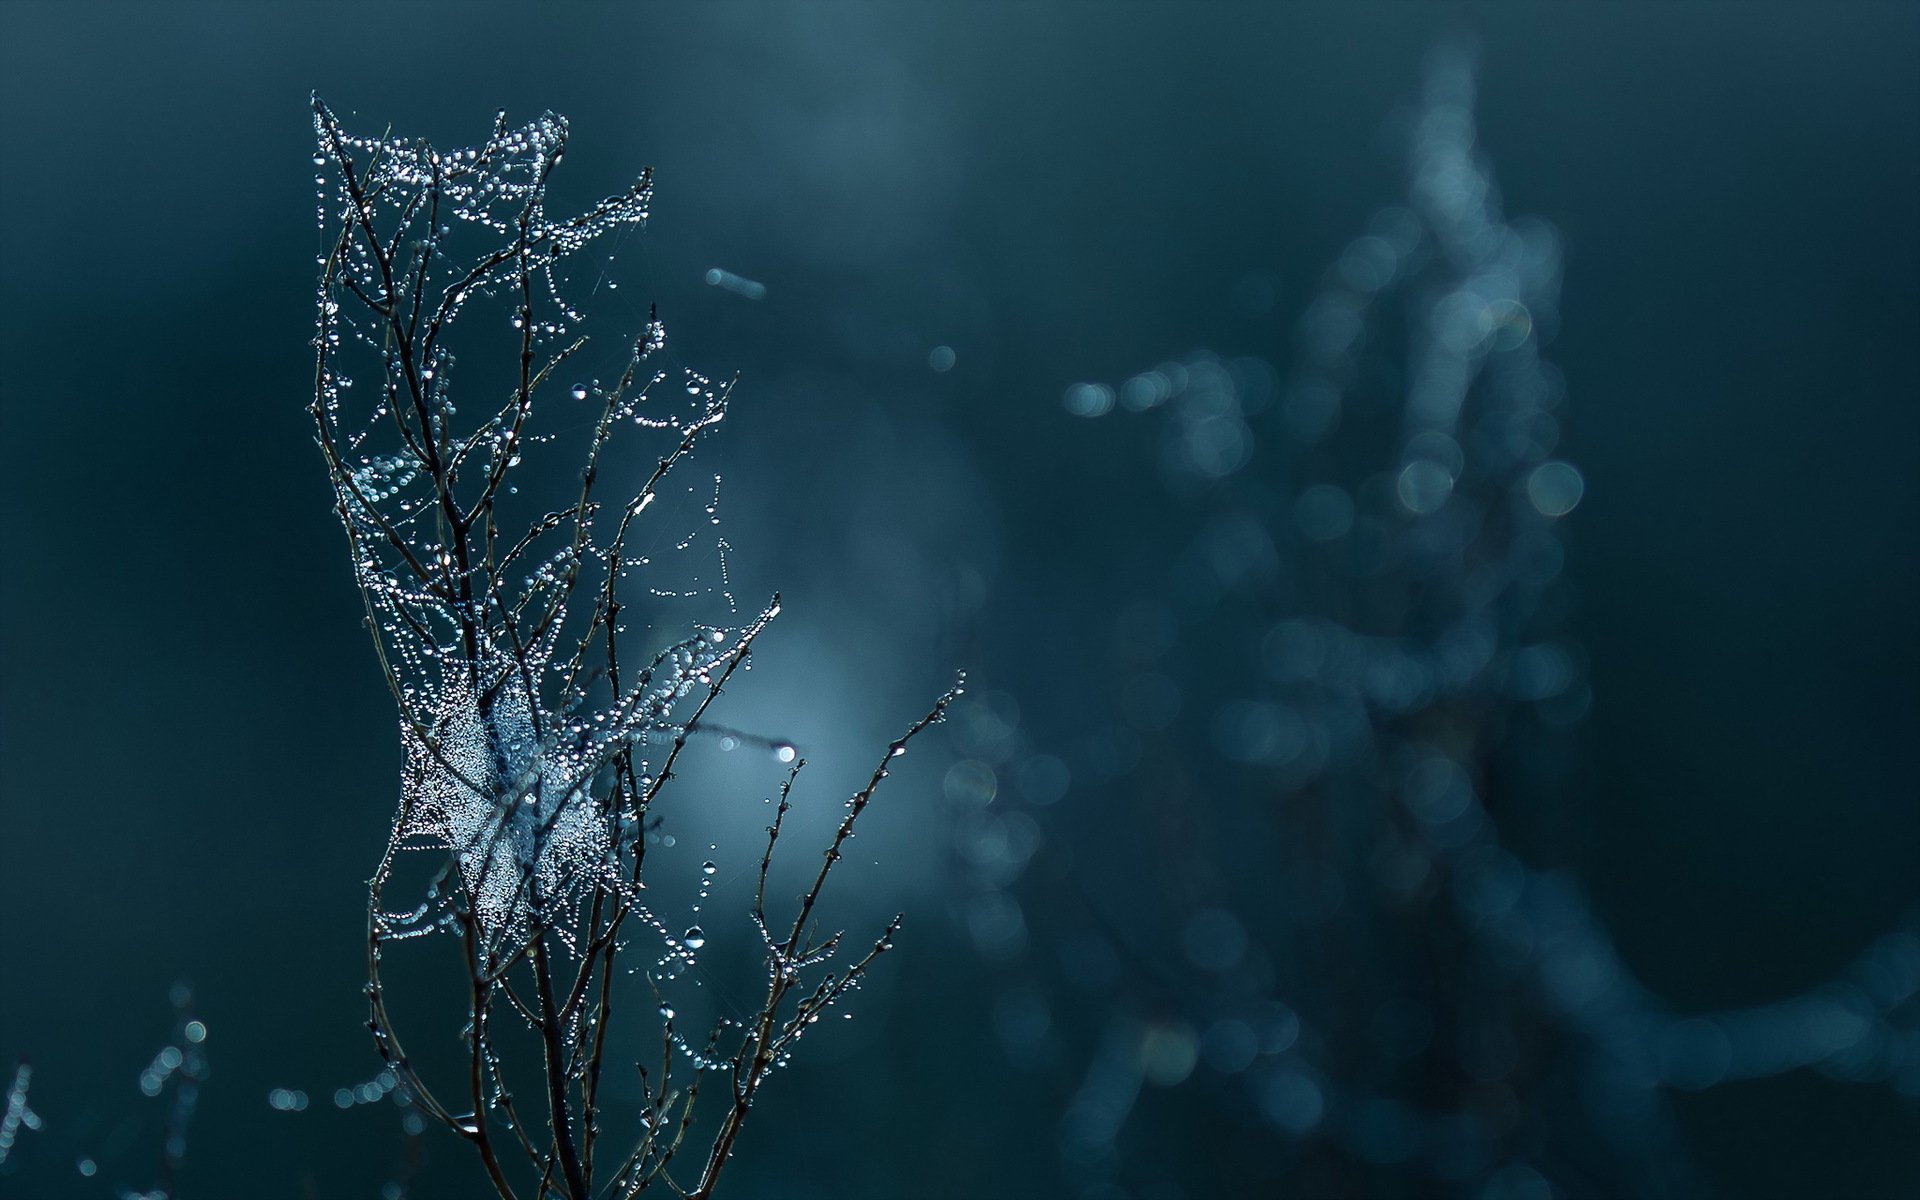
2,3,1917,1197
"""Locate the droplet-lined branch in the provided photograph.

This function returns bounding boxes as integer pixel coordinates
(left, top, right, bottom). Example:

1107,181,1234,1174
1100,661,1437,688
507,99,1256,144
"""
315,100,951,1200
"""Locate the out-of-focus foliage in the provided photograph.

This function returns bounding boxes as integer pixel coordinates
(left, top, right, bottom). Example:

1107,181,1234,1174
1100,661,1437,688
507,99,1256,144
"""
950,45,1920,1200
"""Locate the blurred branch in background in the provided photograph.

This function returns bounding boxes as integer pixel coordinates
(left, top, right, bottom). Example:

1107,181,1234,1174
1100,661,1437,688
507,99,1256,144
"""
0,987,208,1197
121,986,209,1200
956,42,1920,1199
0,1059,41,1168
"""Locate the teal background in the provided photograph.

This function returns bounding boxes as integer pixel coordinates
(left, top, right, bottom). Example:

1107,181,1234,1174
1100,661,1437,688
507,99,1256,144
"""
1,3,1916,1196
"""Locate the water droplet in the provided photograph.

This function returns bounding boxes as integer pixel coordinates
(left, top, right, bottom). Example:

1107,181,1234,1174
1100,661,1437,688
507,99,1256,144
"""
570,383,589,401
773,742,797,764
683,926,706,949
1527,460,1585,517
702,861,718,876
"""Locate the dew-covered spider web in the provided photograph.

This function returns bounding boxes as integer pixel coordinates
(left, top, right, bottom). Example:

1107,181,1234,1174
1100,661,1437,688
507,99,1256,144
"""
312,101,764,950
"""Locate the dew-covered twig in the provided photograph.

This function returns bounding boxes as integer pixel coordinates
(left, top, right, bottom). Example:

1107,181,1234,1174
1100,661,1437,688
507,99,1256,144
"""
314,99,951,1200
